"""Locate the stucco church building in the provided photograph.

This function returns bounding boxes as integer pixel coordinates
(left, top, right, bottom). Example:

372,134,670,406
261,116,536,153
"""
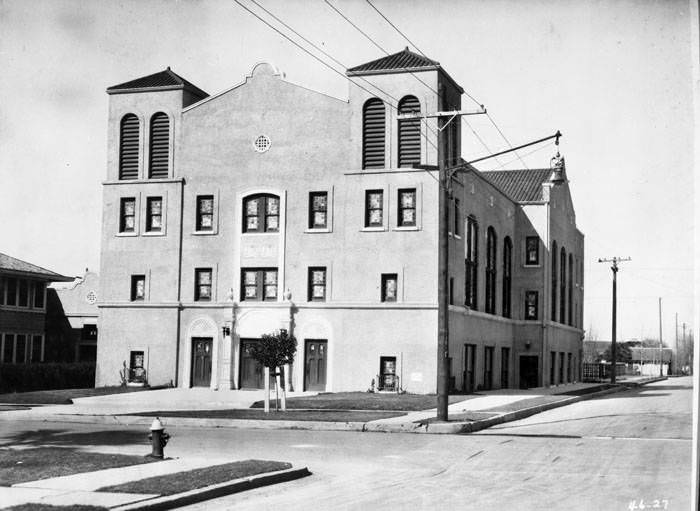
96,49,584,394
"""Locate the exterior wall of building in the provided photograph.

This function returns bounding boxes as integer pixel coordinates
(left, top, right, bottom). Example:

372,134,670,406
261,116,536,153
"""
96,59,585,393
47,272,99,362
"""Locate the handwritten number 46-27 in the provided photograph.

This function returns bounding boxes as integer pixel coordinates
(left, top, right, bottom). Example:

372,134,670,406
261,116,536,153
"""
628,499,669,510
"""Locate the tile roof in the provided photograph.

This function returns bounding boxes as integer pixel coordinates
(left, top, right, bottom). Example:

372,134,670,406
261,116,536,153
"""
347,48,440,75
0,253,73,281
107,67,208,98
480,169,553,203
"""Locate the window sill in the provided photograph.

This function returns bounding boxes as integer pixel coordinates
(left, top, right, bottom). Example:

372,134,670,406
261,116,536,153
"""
143,231,165,237
192,230,217,236
360,226,387,232
523,264,541,268
394,226,419,231
304,228,331,233
241,232,279,236
116,232,138,237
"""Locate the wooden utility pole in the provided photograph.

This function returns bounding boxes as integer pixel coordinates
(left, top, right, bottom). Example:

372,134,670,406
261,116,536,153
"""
436,113,450,422
659,297,663,377
598,257,631,383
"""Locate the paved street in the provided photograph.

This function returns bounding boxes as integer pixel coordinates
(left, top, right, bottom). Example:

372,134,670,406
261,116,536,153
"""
0,377,691,510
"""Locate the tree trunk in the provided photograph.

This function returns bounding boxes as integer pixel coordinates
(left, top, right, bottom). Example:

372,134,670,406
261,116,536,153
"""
274,369,281,412
279,366,286,411
264,366,270,413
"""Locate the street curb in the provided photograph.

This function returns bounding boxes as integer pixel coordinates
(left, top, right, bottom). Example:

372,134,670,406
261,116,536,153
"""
109,466,311,511
0,378,666,435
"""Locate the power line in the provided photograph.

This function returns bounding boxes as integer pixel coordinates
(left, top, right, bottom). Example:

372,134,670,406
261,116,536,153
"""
363,0,528,169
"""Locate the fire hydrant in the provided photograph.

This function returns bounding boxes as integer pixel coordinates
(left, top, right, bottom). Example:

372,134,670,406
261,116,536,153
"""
147,417,170,459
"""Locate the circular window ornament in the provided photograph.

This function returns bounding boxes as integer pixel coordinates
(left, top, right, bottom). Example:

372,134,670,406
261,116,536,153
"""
86,291,97,305
253,135,271,153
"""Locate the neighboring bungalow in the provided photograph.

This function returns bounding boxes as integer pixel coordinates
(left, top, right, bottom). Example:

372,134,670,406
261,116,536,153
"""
630,346,672,376
46,270,99,362
0,253,73,364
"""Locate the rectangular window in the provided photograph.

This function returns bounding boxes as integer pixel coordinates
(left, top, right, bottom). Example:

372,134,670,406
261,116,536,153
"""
131,275,145,301
6,278,17,306
18,280,29,307
196,195,214,231
501,347,510,388
559,352,565,384
241,268,278,301
0,278,5,305
525,291,538,320
2,334,14,363
453,198,460,236
31,335,42,363
309,192,328,229
33,282,45,308
308,267,327,301
129,350,146,383
365,190,383,228
16,334,26,364
525,236,539,265
194,268,212,301
244,195,279,233
381,273,398,302
550,351,556,385
120,198,136,233
397,189,416,227
567,352,573,383
145,197,163,232
484,346,494,391
465,217,478,309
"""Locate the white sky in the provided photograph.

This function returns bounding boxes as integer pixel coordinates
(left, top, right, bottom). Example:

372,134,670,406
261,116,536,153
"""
0,0,694,343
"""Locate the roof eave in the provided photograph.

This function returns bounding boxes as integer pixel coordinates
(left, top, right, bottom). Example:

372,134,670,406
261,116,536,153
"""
107,84,186,95
346,65,440,77
0,269,75,282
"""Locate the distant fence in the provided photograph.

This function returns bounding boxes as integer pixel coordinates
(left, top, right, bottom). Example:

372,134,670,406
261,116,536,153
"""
582,362,629,382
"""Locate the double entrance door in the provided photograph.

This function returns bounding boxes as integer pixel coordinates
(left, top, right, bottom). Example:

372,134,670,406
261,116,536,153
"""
238,338,328,391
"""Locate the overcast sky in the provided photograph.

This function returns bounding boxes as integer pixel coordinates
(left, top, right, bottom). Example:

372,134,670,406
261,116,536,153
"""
0,0,694,343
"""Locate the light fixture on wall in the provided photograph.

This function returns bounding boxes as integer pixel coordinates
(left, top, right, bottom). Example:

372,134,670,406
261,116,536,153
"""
222,325,231,336
525,341,531,350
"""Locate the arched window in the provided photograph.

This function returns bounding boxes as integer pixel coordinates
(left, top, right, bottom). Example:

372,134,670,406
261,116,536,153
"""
243,194,280,233
551,240,558,321
560,247,567,322
149,112,170,179
502,236,512,318
398,95,420,167
485,227,497,314
568,253,574,326
363,98,385,169
465,215,478,309
119,114,139,180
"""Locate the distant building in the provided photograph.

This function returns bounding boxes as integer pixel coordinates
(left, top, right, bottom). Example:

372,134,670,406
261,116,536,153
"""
583,340,610,363
0,253,73,364
97,49,584,392
630,346,672,376
46,271,99,362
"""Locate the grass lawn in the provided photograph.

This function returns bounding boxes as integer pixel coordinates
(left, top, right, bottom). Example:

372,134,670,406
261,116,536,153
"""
251,392,471,411
98,460,292,496
0,386,160,405
0,447,157,486
130,409,406,422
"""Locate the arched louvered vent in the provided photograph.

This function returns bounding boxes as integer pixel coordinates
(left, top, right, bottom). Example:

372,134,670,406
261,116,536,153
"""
149,112,170,178
398,96,421,168
119,114,139,180
363,98,386,169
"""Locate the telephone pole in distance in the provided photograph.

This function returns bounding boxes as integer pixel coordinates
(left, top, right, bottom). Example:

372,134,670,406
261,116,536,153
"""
598,256,631,383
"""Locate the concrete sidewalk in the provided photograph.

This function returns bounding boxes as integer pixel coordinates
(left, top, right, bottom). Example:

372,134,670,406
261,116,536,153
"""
0,376,664,509
0,456,310,510
0,376,665,435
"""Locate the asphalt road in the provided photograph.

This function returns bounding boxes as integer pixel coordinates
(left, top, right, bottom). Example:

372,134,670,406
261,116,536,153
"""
0,377,692,510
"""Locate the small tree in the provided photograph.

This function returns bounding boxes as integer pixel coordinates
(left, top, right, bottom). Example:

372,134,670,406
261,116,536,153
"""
252,329,297,412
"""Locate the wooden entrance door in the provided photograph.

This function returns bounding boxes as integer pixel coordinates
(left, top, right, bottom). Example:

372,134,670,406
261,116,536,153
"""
239,339,263,389
191,338,212,387
463,344,476,393
519,355,539,389
304,340,327,391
